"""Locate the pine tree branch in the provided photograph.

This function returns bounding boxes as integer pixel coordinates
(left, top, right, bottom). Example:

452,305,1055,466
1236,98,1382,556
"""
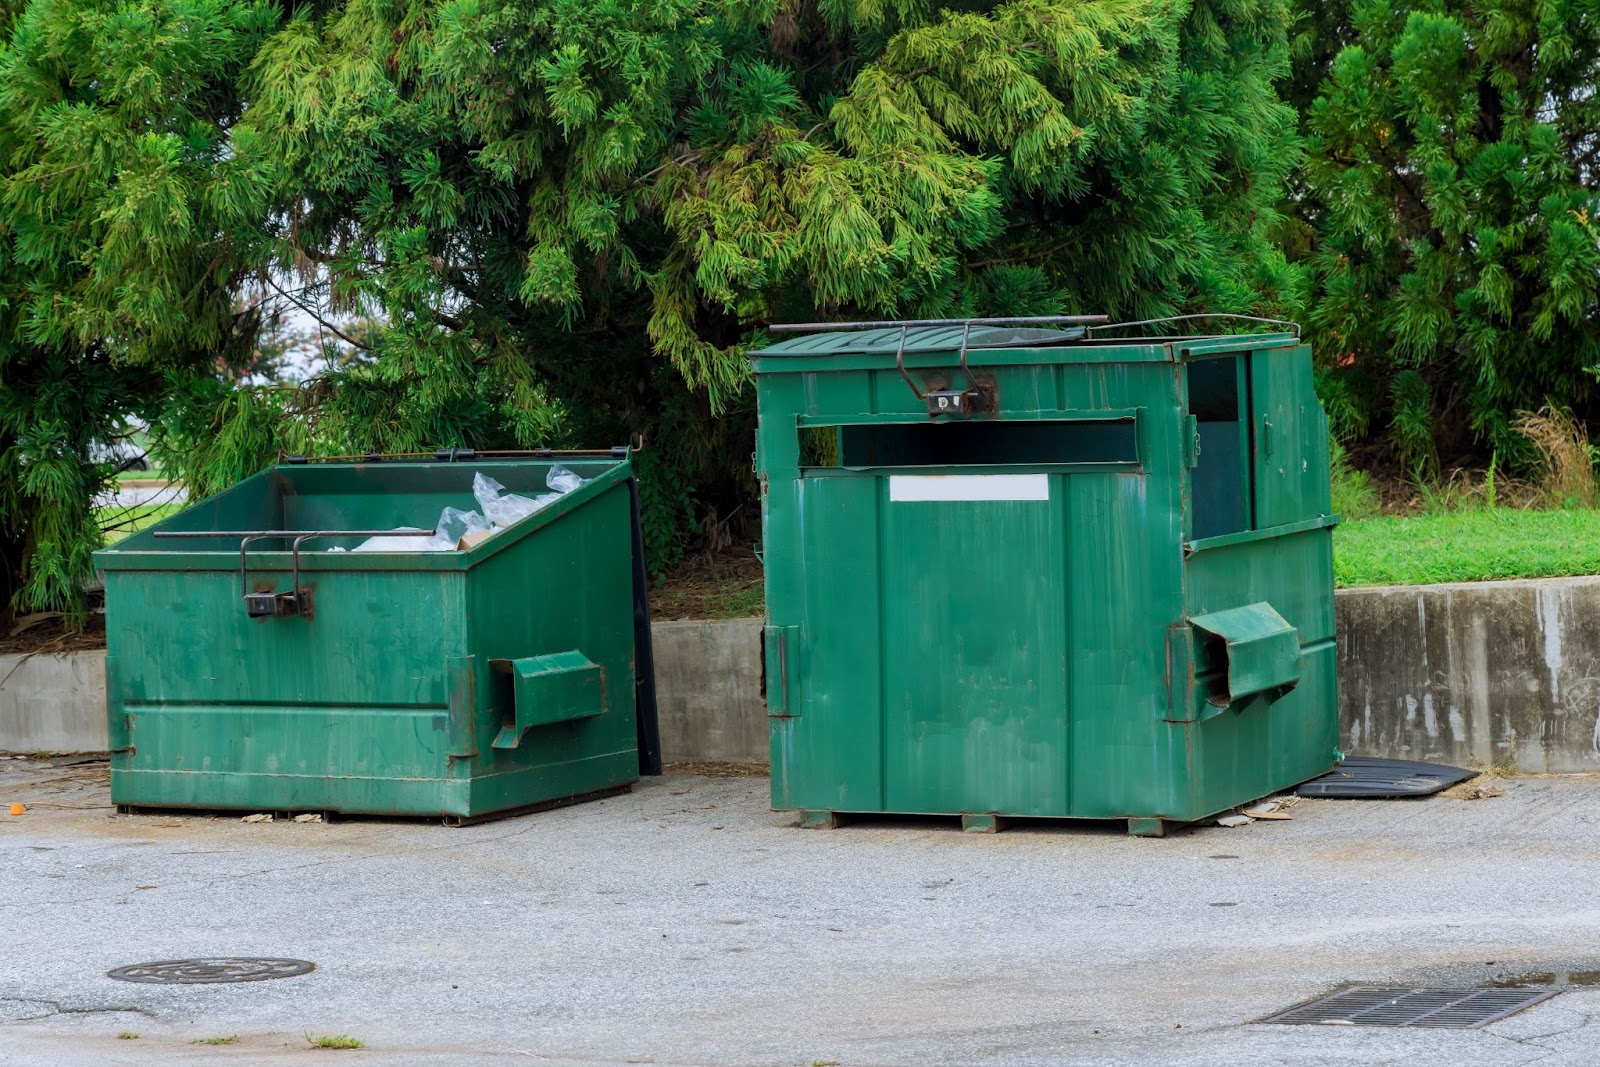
964,240,1073,270
264,277,374,351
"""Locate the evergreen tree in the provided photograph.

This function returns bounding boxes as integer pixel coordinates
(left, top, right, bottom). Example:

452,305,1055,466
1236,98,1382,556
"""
214,0,1301,563
1298,0,1600,469
0,0,1302,619
0,0,280,623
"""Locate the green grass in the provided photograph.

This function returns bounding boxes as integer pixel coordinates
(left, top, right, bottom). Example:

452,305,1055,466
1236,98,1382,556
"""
193,1036,238,1045
1334,508,1600,588
701,580,763,619
305,1033,364,1050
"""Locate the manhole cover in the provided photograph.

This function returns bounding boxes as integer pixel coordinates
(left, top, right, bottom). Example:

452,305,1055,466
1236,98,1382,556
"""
107,958,315,985
1260,986,1559,1028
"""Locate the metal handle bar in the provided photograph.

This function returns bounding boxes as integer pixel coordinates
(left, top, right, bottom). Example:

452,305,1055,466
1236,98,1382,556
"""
890,321,986,409
770,315,1111,333
1084,314,1301,338
277,445,637,464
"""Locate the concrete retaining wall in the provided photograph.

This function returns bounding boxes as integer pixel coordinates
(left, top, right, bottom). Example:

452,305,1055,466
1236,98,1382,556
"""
1337,576,1600,773
651,619,767,764
0,651,107,754
10,578,1600,772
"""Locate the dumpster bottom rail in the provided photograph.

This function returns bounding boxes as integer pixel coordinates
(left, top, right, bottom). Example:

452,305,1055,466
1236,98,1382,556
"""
116,784,633,828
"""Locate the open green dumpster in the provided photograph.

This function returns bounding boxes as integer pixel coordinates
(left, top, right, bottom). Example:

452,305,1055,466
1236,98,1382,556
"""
94,451,660,823
754,317,1339,836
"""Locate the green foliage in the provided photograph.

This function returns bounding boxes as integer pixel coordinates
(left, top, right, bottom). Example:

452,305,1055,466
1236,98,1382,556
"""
1,0,1305,613
0,0,281,623
1298,0,1600,465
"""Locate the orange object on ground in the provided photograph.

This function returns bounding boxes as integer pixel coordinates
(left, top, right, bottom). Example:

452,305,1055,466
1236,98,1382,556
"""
8,803,23,816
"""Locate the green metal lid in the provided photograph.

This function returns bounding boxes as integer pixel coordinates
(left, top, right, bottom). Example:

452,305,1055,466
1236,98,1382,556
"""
757,325,1087,357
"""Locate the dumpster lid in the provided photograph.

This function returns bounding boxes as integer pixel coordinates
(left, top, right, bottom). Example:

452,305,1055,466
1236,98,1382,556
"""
758,324,1088,357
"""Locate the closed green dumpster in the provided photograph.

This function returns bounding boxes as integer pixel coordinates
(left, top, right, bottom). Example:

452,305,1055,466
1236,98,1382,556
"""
754,317,1339,836
95,452,660,823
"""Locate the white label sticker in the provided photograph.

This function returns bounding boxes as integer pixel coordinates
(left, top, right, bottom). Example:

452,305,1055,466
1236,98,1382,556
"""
888,474,1050,502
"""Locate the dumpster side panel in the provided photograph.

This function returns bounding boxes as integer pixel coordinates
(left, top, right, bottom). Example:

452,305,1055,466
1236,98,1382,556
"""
1251,345,1332,527
1174,639,1338,817
1186,530,1336,646
1180,527,1340,814
462,477,639,804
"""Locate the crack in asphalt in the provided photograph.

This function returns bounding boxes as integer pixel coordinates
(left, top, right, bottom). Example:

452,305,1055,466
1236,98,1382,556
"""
0,996,154,1025
1487,1008,1596,1066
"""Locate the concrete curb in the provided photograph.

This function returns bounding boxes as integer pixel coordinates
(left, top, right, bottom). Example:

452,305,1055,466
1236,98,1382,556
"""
10,576,1600,772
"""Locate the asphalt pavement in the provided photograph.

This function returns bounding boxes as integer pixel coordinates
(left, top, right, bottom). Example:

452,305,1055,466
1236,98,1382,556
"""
3,760,1599,1066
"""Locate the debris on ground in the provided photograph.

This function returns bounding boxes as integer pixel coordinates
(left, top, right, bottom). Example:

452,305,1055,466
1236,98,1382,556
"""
292,813,323,823
649,545,763,621
241,813,272,823
1443,780,1507,800
1216,814,1252,827
663,761,768,779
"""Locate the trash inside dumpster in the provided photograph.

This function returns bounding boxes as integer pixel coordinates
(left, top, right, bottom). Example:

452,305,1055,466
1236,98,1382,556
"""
753,316,1340,836
94,451,660,823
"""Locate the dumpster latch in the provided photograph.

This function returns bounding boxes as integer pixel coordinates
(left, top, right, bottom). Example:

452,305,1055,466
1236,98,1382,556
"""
925,389,977,418
894,322,994,419
245,589,309,617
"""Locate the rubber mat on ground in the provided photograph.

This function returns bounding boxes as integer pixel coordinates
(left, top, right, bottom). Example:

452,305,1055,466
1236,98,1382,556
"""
1295,756,1477,799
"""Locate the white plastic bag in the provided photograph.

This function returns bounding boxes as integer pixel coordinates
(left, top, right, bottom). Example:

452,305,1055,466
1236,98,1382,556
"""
546,464,585,494
352,527,455,552
473,472,546,528
436,506,491,544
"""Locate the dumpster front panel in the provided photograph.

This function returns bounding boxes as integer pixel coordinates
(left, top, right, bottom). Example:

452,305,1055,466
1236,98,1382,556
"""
108,568,459,708
769,473,885,813
1062,470,1186,819
879,478,1070,816
104,567,465,814
761,353,1194,821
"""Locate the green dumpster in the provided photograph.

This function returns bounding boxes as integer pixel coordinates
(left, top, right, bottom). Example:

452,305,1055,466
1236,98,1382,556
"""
754,317,1339,836
95,452,660,823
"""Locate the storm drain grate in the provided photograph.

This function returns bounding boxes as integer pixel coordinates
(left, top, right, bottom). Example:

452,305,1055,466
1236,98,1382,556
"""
107,958,315,985
1259,986,1559,1028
